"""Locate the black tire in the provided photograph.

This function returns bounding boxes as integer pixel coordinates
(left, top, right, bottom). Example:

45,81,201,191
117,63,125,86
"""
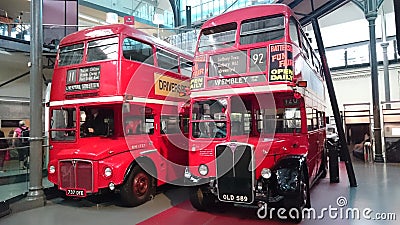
283,170,310,223
120,165,155,207
189,185,217,211
319,144,328,179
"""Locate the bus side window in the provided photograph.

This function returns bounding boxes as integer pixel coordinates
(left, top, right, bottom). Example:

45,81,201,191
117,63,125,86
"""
145,115,155,135
312,109,318,130
122,38,154,65
284,108,301,133
125,119,141,135
161,116,180,134
306,108,313,131
289,18,300,46
180,115,189,134
157,49,179,72
275,109,285,133
256,109,275,134
231,121,242,136
179,58,193,77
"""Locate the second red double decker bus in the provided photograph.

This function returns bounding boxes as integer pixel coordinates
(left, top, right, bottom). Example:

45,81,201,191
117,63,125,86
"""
185,4,327,221
47,24,193,206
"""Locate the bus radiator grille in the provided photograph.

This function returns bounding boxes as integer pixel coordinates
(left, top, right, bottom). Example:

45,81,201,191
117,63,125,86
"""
60,160,93,192
215,143,254,204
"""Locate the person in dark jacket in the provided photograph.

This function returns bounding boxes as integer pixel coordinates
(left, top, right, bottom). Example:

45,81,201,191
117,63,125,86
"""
13,121,29,169
82,108,106,136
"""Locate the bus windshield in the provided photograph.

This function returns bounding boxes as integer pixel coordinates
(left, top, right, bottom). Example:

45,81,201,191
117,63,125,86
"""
50,108,76,141
58,43,84,66
87,36,119,62
198,22,237,52
80,106,114,137
240,15,285,45
191,98,227,138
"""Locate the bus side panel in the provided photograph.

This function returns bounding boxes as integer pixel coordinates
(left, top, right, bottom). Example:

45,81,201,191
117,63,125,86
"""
97,151,135,188
159,134,188,179
307,130,319,179
120,61,151,98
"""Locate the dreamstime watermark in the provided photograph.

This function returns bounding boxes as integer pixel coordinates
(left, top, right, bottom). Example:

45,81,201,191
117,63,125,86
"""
256,196,397,221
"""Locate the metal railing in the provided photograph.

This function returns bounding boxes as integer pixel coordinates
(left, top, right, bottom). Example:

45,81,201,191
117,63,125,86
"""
0,136,48,172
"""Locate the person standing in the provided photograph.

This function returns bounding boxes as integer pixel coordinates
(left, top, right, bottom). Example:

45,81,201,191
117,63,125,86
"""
13,120,30,169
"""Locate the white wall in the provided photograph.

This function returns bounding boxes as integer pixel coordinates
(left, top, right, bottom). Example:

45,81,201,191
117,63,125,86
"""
0,52,30,98
325,63,400,117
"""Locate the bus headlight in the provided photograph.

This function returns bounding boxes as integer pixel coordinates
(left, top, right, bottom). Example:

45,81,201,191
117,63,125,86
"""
261,168,271,179
104,167,112,178
198,164,209,176
49,165,56,174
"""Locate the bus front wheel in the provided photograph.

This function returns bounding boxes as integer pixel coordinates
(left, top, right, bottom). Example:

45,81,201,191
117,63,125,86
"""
120,165,155,207
319,144,328,179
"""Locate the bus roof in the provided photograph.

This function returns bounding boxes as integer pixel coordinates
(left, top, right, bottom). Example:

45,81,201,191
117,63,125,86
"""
201,4,294,29
60,24,193,58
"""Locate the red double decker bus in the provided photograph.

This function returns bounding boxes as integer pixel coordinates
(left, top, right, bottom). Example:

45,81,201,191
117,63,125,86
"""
47,24,193,206
185,4,326,220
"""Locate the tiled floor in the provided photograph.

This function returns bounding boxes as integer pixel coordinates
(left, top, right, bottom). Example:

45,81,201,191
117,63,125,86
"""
0,159,399,225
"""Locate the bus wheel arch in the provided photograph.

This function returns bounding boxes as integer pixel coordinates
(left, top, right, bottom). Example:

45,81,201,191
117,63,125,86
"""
281,164,310,222
274,156,310,222
120,157,157,207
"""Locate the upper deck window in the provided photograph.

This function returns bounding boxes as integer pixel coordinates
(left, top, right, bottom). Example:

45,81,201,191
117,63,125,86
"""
240,15,285,45
289,18,300,46
122,38,154,65
180,58,193,77
198,22,237,52
58,43,84,66
157,49,179,72
87,37,119,62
